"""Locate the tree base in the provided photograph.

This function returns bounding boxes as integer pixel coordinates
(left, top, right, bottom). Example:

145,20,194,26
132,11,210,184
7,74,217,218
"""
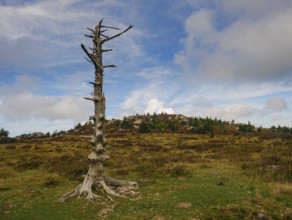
59,174,138,202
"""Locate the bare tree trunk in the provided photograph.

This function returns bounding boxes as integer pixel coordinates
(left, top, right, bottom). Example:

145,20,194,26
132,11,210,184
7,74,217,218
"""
60,19,137,201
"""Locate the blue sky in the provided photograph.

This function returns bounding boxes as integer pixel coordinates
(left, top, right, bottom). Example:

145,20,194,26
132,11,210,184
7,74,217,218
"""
0,0,292,137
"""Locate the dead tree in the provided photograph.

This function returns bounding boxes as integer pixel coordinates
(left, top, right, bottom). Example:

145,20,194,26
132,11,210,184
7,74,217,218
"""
60,19,137,201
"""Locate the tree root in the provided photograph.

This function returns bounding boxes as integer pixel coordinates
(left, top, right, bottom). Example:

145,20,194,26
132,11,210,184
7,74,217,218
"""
104,175,138,188
59,175,138,202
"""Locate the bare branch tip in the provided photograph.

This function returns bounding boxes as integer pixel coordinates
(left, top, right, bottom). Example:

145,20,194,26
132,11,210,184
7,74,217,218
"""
84,34,94,38
86,28,95,33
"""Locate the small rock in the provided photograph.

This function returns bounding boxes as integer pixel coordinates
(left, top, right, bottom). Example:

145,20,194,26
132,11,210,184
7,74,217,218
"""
267,165,281,171
26,190,42,198
255,212,266,219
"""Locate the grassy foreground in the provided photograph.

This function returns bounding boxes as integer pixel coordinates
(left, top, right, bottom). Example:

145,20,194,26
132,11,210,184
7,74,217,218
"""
1,130,292,219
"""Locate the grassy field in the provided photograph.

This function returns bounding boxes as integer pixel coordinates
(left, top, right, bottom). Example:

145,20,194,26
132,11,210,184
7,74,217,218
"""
1,128,292,219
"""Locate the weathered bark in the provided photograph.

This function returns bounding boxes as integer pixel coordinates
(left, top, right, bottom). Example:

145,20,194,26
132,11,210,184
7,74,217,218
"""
59,19,137,202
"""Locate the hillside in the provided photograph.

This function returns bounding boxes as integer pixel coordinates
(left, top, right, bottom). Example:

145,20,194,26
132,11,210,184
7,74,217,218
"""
0,114,292,219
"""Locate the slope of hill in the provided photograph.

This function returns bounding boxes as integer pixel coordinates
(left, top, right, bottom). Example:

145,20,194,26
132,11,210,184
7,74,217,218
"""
0,114,292,219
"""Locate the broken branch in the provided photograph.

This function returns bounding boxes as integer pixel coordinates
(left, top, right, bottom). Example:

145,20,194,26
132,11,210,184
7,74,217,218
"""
101,25,120,30
81,44,97,68
102,49,113,53
87,28,95,33
84,96,101,102
103,65,116,68
84,34,94,38
84,57,94,65
102,25,133,43
100,34,109,39
89,81,101,86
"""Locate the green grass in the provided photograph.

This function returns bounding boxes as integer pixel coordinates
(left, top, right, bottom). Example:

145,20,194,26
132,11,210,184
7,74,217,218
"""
1,131,292,219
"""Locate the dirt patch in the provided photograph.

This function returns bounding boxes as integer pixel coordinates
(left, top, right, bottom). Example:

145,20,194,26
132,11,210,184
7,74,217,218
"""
175,202,192,208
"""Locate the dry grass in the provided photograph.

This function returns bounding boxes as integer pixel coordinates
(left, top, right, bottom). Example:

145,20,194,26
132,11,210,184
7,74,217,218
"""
0,129,292,219
272,183,292,196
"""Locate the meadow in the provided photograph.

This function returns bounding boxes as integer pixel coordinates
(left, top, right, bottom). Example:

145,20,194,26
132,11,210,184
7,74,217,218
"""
0,120,292,219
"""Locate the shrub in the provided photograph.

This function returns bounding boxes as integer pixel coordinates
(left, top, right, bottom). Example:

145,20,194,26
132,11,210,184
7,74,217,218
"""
165,165,191,177
113,120,121,127
0,137,16,144
5,145,16,149
139,122,150,133
16,156,43,171
121,117,133,128
74,123,81,130
167,121,179,132
238,122,255,132
21,145,32,149
191,126,205,134
0,128,9,137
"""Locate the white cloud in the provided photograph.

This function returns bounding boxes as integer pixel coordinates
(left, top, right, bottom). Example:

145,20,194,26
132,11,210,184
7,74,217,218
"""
203,104,252,121
0,0,143,69
116,66,179,117
170,81,292,106
272,115,282,121
220,0,292,18
0,74,91,136
0,116,79,137
136,66,173,80
144,99,174,114
266,96,287,111
0,75,39,95
0,92,91,122
0,1,84,42
117,81,168,117
176,4,292,81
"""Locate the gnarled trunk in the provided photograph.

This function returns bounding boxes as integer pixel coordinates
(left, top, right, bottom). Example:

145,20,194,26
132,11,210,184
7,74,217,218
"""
59,19,137,201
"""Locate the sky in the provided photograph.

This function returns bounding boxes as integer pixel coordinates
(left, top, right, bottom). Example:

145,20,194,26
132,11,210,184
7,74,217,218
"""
0,0,292,137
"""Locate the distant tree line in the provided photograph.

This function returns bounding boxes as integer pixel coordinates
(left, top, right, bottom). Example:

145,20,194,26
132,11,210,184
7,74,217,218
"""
188,117,230,134
270,125,292,133
2,114,292,143
108,114,292,134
